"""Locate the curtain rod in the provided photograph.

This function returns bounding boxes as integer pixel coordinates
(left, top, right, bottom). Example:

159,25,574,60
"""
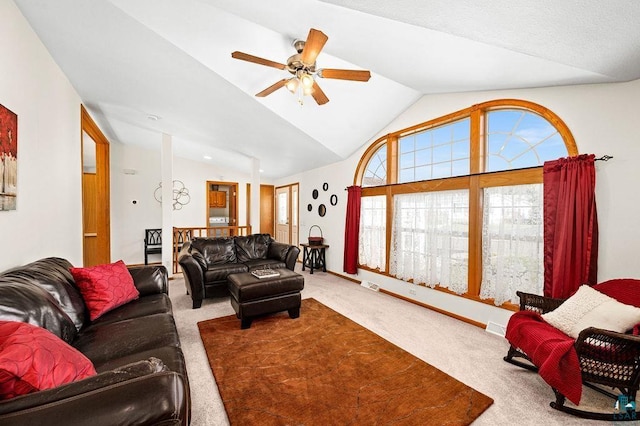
595,155,613,161
346,154,613,190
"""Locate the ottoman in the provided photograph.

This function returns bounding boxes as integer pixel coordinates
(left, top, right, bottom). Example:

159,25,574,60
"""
227,269,305,329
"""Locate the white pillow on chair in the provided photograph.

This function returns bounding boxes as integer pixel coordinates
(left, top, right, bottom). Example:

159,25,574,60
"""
542,285,640,339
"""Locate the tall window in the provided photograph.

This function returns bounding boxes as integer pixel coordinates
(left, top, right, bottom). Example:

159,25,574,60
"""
480,184,543,304
355,99,577,308
390,190,469,294
359,195,386,270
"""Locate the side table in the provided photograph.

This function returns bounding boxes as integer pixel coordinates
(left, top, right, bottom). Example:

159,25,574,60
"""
300,243,329,274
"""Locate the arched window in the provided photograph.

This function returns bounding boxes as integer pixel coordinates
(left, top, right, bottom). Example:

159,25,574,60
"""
362,144,387,187
355,99,577,307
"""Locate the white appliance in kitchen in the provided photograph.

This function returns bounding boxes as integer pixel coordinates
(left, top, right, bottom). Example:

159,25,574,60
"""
208,217,228,236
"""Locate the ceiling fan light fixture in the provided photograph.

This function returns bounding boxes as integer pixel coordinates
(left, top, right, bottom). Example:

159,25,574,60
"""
303,85,314,96
300,72,314,89
285,77,299,93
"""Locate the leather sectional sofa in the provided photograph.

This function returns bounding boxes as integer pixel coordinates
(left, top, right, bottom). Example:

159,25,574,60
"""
0,257,189,425
178,233,300,309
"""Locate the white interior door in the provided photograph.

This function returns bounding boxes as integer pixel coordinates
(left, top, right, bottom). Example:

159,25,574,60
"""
275,186,289,244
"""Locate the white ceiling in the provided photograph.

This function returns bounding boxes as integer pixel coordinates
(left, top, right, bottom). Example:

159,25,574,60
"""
14,0,640,179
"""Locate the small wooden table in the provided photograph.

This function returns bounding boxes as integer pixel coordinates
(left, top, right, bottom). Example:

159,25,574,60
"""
301,243,329,274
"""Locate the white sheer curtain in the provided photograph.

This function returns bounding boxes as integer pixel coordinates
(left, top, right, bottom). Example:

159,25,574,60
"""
359,196,386,270
480,184,544,305
389,190,469,294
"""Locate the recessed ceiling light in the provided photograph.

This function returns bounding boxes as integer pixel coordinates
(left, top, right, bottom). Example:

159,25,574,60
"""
203,155,212,160
259,169,264,173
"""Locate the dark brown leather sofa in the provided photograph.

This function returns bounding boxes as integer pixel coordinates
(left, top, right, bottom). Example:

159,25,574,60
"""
0,257,189,426
178,233,300,309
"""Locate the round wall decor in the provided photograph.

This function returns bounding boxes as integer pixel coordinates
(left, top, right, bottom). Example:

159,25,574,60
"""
330,194,338,206
323,182,329,191
307,203,313,212
312,189,319,199
318,204,327,217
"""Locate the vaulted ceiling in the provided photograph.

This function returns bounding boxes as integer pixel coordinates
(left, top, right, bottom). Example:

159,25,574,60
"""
15,0,640,179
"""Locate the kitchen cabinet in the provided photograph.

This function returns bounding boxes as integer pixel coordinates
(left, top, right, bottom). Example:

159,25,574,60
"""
209,191,227,208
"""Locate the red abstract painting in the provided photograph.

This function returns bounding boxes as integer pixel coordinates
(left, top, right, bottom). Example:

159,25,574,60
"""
0,104,17,210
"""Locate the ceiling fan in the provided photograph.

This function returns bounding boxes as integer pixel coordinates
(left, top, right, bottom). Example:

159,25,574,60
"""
231,28,371,105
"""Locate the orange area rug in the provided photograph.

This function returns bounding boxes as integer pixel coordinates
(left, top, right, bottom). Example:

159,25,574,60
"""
198,298,493,425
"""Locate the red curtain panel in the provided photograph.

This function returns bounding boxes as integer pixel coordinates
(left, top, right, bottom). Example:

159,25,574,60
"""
343,186,362,274
543,154,598,299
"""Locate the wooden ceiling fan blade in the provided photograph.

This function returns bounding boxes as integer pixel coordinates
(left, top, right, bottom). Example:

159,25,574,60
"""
300,28,328,66
256,79,288,97
319,68,371,82
311,81,329,105
231,51,286,70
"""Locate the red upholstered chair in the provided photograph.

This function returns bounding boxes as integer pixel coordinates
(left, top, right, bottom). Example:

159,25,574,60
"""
504,279,640,421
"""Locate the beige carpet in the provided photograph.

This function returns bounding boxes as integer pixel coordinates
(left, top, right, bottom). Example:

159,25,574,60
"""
198,298,493,425
169,270,615,425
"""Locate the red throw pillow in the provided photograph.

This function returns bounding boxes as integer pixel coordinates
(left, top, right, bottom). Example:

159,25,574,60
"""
0,321,96,400
70,260,140,321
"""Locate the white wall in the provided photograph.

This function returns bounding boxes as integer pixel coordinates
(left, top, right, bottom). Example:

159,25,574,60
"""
279,78,640,328
0,1,83,270
110,141,162,263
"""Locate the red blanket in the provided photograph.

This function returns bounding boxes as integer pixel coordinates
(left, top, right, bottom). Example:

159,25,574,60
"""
505,310,582,404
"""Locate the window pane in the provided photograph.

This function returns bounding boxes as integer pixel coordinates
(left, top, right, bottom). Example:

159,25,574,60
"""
486,110,568,172
452,140,469,160
432,162,451,179
480,184,543,305
362,145,387,187
452,119,470,142
400,152,414,168
398,118,470,183
400,137,414,153
415,149,431,166
451,159,469,176
399,168,413,183
359,196,386,270
432,144,451,163
415,165,431,181
415,131,431,149
277,193,288,225
389,190,469,294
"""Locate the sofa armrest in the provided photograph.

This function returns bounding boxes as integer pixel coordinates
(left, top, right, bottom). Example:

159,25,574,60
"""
515,291,565,314
127,264,168,296
178,245,206,308
267,242,300,271
285,245,301,271
575,327,640,388
0,358,188,425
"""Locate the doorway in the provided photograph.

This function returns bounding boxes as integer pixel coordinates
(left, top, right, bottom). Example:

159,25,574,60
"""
206,180,238,233
260,184,275,235
275,183,299,245
81,106,110,267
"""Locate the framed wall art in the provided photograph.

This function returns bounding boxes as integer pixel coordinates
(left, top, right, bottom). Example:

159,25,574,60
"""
0,104,17,211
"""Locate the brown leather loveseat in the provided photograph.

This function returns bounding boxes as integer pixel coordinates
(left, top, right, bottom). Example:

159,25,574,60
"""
0,257,189,425
178,233,300,308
